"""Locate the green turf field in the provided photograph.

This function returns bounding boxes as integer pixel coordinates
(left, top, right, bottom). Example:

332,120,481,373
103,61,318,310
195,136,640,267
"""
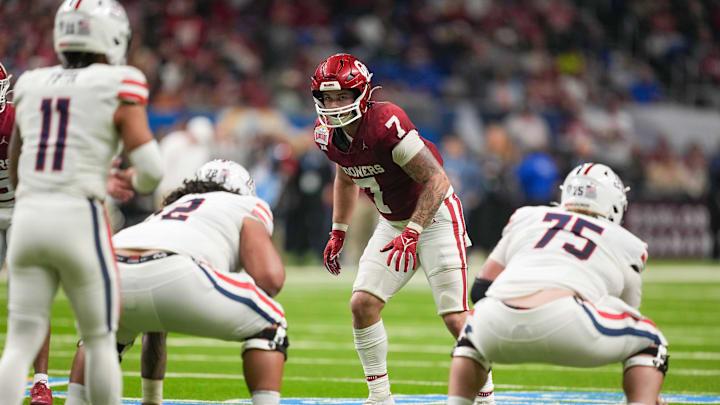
1,260,719,404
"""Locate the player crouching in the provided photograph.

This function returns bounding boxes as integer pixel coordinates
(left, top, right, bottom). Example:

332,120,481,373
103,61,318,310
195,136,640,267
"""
450,163,668,405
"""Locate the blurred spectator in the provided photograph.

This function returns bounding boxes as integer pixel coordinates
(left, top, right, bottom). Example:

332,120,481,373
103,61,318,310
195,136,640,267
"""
709,147,720,260
644,138,687,197
504,103,551,154
515,150,561,205
629,64,663,103
278,147,333,263
154,116,215,207
440,135,486,213
471,125,520,252
683,143,708,200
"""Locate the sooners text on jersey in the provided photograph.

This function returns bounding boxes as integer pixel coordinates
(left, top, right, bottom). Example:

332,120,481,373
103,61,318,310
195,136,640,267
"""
314,102,442,221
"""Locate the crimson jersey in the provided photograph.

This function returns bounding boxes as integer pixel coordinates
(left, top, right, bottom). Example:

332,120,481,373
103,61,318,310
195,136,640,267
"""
0,104,15,211
314,102,443,221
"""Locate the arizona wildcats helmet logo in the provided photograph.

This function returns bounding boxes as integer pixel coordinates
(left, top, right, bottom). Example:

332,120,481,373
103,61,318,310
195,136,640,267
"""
314,124,329,149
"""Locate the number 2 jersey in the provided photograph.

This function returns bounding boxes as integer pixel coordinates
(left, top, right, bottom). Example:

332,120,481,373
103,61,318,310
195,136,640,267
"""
12,63,148,201
112,191,274,274
486,206,648,309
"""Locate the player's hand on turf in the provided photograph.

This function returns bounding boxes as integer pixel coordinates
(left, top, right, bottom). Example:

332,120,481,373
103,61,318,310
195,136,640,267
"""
107,157,136,202
381,227,420,272
323,229,346,276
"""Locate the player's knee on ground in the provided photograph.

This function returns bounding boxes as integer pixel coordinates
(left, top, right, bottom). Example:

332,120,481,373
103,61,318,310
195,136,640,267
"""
242,323,289,360
452,335,491,371
623,345,669,375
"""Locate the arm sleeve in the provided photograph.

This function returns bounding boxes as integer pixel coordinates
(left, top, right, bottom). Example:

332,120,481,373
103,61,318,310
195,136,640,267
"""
129,139,164,194
391,129,425,166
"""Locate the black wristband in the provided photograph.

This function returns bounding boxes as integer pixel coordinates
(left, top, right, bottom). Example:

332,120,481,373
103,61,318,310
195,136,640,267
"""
470,277,493,304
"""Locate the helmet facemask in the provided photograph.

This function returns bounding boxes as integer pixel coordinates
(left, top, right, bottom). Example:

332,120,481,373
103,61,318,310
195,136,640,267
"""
0,71,11,114
313,84,369,128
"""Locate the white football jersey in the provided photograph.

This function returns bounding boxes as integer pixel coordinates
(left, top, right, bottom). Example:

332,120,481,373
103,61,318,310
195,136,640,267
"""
12,64,149,201
113,191,274,273
487,206,647,308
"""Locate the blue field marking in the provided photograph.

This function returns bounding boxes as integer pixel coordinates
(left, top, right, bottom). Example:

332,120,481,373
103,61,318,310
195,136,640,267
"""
28,386,720,405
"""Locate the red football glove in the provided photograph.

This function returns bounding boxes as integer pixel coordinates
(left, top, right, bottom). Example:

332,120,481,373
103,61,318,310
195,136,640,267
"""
381,227,420,272
323,230,346,276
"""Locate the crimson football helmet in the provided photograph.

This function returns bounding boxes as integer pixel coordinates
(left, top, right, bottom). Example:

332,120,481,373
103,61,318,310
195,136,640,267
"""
560,163,630,223
54,0,131,66
311,53,378,128
0,61,11,114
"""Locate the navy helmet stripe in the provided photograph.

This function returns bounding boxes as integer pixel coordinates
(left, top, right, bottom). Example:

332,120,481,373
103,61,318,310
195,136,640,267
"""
88,198,112,332
195,262,277,324
580,302,661,345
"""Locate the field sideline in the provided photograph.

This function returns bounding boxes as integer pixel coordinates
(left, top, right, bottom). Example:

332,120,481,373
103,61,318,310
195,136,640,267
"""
1,260,719,404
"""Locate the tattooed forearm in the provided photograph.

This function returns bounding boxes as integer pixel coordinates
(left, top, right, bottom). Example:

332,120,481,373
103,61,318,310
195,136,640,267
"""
141,332,168,380
410,174,450,227
402,148,451,227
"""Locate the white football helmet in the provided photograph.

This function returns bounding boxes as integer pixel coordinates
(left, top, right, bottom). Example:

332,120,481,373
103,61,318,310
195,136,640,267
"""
54,0,131,66
559,163,630,223
193,159,256,196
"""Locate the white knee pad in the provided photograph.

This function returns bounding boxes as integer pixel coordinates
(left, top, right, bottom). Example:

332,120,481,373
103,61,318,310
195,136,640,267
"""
242,323,289,360
623,345,669,375
452,337,491,371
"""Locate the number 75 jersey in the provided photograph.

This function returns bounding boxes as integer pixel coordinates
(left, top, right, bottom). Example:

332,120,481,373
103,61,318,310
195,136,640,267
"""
487,206,648,308
12,64,148,201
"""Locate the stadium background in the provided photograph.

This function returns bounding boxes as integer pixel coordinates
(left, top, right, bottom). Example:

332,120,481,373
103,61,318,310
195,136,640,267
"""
1,1,720,404
3,0,720,261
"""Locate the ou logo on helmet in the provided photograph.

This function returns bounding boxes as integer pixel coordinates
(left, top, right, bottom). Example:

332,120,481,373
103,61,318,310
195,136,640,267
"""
354,60,370,81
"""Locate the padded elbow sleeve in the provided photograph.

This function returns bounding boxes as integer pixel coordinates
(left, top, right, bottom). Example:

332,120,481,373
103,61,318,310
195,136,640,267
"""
470,278,493,304
129,140,163,194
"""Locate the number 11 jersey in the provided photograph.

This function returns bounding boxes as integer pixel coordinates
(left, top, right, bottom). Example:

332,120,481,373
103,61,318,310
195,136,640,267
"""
12,63,148,201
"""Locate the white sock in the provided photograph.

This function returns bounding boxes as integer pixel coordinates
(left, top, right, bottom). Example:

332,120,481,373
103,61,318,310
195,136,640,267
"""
479,369,494,394
34,373,49,385
65,382,88,405
448,395,474,405
353,319,390,398
252,390,280,405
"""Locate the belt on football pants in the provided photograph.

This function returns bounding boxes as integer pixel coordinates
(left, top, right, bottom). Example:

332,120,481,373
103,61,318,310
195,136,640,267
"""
116,251,177,264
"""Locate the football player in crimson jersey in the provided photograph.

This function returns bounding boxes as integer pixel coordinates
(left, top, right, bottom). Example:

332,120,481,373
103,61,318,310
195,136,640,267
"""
312,53,494,404
0,61,55,405
0,1,164,404
449,164,668,405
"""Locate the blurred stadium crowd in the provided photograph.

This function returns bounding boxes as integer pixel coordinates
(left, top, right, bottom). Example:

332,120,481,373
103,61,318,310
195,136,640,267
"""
2,0,720,258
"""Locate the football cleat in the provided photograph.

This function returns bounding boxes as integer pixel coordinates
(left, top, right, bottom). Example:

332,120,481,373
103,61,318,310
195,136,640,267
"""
29,381,53,405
